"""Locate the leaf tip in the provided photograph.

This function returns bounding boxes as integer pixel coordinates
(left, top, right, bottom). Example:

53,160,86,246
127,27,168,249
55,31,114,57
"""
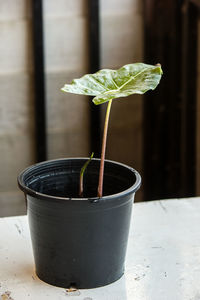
92,97,100,105
155,63,163,75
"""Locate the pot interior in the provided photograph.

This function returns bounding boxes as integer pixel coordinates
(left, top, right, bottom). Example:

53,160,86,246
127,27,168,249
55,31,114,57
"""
20,158,140,198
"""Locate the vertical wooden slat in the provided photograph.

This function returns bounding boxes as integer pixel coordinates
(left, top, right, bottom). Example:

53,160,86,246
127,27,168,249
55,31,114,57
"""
32,0,47,162
143,0,183,200
181,0,199,195
88,0,101,157
143,0,199,200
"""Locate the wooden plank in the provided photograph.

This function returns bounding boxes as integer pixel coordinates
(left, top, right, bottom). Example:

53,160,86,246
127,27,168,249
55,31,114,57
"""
143,0,183,200
181,0,198,195
143,0,198,200
32,0,47,162
88,0,101,156
196,18,200,195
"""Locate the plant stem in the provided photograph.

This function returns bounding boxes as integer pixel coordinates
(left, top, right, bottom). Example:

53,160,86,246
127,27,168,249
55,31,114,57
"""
79,175,83,197
79,152,94,197
97,99,112,198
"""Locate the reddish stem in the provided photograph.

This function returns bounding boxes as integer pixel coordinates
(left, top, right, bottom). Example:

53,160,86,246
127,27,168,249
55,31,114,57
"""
79,175,83,197
97,100,112,198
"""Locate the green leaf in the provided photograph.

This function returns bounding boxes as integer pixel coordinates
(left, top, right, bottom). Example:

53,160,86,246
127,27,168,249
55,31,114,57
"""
61,63,163,105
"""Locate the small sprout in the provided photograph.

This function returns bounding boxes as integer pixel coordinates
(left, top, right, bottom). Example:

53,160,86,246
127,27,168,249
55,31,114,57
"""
79,152,94,197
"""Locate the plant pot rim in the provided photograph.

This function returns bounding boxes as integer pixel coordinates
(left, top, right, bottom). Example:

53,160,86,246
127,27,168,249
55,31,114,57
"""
18,157,141,202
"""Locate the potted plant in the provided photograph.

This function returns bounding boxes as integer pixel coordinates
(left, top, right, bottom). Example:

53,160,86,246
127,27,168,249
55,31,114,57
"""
18,63,162,289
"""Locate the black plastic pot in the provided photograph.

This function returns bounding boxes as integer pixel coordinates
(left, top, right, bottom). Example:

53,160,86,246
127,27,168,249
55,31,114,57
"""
18,158,141,289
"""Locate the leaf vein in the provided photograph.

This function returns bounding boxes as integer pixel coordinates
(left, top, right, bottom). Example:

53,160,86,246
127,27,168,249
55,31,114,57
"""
88,76,110,91
110,72,120,89
118,67,151,91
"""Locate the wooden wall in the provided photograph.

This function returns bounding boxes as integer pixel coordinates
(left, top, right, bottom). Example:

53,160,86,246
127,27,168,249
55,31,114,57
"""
0,0,144,216
0,0,35,216
197,18,200,196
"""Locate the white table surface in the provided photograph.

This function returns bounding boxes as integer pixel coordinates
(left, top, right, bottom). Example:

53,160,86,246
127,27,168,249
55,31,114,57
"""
0,197,200,300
